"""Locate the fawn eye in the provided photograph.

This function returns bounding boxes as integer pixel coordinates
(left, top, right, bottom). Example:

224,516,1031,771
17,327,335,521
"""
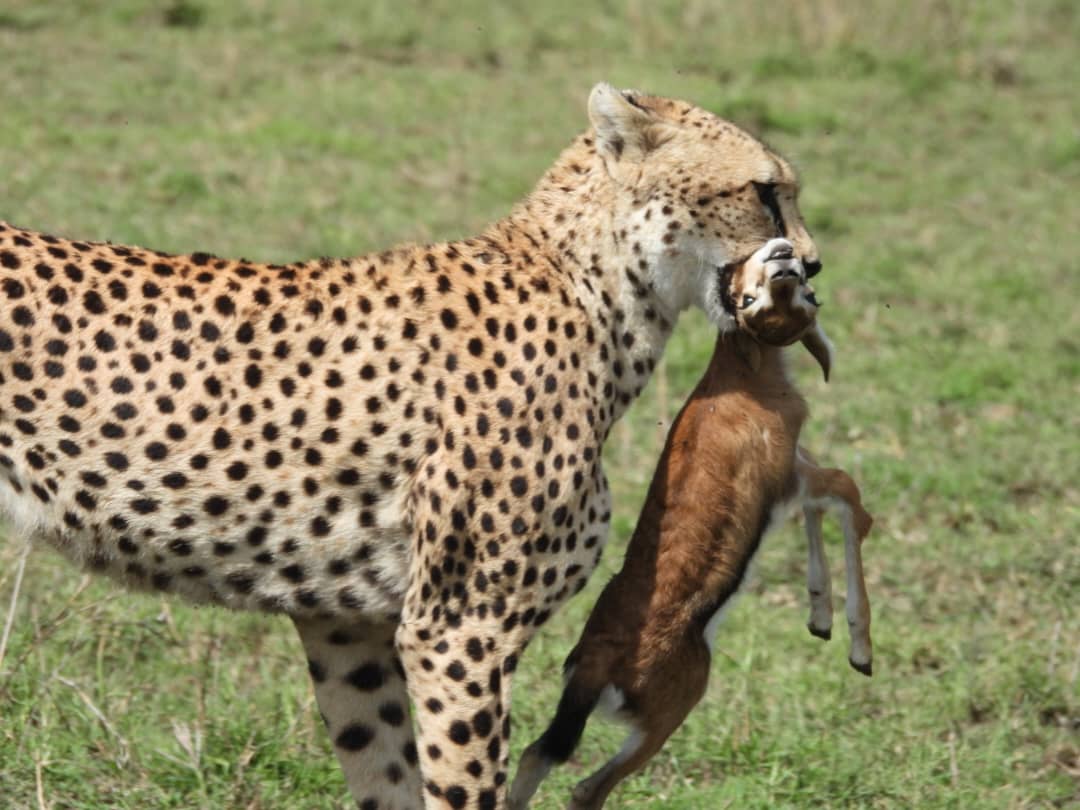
806,291,820,306
741,295,756,308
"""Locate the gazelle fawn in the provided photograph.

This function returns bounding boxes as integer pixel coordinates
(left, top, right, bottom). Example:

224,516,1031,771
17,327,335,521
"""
510,238,872,810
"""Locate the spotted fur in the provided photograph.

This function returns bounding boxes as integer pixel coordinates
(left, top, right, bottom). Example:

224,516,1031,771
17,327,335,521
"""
0,84,820,809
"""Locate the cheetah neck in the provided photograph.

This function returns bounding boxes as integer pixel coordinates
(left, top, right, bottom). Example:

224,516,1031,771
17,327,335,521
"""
496,135,679,426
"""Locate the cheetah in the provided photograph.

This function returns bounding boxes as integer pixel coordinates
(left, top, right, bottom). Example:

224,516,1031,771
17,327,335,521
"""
0,84,821,809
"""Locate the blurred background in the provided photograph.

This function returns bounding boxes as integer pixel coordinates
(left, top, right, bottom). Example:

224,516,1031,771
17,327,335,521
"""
0,1,1076,807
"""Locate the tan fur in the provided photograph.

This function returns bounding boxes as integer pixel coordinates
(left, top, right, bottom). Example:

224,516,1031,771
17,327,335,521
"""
0,85,822,809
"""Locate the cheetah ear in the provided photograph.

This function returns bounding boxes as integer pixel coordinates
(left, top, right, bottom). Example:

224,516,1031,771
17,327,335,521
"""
800,322,834,382
588,83,667,163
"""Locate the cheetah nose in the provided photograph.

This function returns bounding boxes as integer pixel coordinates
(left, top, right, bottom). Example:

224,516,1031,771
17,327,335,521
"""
803,258,823,278
766,242,794,262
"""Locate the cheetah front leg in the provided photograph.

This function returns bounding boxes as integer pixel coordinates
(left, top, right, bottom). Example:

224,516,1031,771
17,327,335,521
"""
293,616,423,810
396,610,523,810
395,523,532,810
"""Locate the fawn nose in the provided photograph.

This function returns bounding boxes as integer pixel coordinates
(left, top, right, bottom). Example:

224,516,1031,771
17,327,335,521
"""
768,261,801,283
769,269,800,288
803,257,823,278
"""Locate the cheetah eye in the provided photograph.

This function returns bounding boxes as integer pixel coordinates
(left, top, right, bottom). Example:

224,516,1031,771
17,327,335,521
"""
741,295,756,308
753,182,787,237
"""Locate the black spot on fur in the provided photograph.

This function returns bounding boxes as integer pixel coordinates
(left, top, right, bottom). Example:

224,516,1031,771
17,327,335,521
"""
336,724,375,751
345,662,385,691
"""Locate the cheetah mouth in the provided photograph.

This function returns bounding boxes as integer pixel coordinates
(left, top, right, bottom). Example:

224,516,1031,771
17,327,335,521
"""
715,263,739,316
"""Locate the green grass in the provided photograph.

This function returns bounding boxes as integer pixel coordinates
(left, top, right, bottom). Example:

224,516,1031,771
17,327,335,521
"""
1,1,1077,808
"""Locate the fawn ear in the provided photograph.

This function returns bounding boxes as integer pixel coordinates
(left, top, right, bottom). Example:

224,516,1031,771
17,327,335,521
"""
801,322,834,382
734,331,762,373
588,83,667,163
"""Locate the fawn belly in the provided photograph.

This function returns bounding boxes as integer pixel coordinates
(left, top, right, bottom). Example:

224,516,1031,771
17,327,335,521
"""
700,499,798,652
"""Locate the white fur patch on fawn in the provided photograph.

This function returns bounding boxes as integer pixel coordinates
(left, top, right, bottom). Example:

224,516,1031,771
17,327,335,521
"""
610,727,646,765
562,660,630,721
704,595,742,653
596,682,628,717
702,553,760,653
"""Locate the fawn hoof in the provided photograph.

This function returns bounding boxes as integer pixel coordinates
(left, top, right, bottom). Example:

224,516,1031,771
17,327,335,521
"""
808,623,832,641
568,783,597,810
849,656,873,677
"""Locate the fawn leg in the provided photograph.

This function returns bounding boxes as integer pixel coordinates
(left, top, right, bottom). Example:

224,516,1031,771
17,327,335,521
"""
510,679,600,810
567,652,708,810
841,506,873,676
804,505,833,641
566,721,680,810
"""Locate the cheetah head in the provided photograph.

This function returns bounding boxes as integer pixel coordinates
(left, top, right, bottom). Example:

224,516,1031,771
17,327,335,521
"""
588,83,822,333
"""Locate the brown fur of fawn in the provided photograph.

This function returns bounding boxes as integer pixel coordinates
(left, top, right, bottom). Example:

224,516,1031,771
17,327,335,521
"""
510,238,872,810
